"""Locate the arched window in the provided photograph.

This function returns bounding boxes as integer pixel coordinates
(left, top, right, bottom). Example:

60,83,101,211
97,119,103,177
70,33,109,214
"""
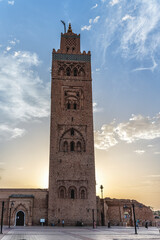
60,189,65,198
72,47,75,52
74,103,77,110
71,128,74,136
77,141,82,152
81,190,85,199
66,68,71,76
79,68,85,77
63,141,68,152
71,189,75,199
67,102,71,109
66,47,69,52
59,187,66,198
73,68,78,76
58,67,64,76
70,141,75,152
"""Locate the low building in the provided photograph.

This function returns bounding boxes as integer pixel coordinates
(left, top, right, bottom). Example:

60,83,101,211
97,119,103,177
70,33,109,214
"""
98,197,154,227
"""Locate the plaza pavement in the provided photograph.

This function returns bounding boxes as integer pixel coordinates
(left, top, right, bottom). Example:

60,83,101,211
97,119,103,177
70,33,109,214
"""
0,226,160,240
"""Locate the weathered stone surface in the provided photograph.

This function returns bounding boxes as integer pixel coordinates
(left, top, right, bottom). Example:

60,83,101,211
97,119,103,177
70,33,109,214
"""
48,23,96,226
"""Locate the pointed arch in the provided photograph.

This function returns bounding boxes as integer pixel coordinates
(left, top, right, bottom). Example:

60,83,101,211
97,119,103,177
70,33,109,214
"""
66,67,71,76
59,128,85,152
70,141,75,152
77,141,82,152
73,67,78,76
79,187,87,199
79,68,85,77
58,67,64,76
63,141,68,152
58,186,66,198
68,186,77,199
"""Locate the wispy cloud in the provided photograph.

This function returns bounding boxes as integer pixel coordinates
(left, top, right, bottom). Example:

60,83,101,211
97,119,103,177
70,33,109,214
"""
94,113,160,150
122,14,135,21
121,1,160,59
134,150,145,155
93,16,100,23
109,0,119,6
92,0,160,66
0,125,26,141
0,48,50,141
94,120,118,150
0,162,5,165
154,152,160,155
91,3,98,9
8,1,14,5
17,167,24,171
116,114,160,143
93,102,103,113
132,57,157,72
147,175,160,178
81,16,100,31
81,25,91,31
147,145,153,148
6,46,11,51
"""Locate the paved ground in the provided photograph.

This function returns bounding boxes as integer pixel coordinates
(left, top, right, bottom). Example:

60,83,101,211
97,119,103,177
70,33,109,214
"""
0,226,160,240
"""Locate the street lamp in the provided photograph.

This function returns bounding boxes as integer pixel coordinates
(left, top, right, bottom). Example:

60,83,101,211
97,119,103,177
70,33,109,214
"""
100,185,105,226
100,185,104,199
9,202,14,228
132,203,137,234
92,209,95,228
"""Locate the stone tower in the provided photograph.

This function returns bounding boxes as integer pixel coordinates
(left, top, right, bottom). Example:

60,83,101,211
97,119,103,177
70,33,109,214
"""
48,24,96,225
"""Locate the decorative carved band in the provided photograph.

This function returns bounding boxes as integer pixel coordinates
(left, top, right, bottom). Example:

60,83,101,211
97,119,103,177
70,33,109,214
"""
53,53,91,62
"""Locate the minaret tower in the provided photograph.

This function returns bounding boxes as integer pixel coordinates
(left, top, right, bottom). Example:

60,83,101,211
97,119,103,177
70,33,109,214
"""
48,24,96,225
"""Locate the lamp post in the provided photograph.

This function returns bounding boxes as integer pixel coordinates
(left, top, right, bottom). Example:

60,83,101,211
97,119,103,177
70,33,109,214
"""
9,202,14,228
92,209,95,228
0,201,4,234
100,185,105,226
132,203,137,235
100,185,104,199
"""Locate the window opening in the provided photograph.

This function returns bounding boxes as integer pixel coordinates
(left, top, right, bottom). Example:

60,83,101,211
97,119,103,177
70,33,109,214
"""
71,128,74,136
66,68,71,76
74,103,77,110
67,102,71,109
81,190,85,199
74,68,77,76
80,68,85,77
63,141,68,152
71,189,75,199
70,141,75,151
66,47,69,52
60,189,65,198
77,141,82,152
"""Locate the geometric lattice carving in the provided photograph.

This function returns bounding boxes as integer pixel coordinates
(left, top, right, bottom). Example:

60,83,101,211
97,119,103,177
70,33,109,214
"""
53,53,91,62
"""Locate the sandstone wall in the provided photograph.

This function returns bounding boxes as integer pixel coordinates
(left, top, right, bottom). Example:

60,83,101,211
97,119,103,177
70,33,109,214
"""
0,188,48,226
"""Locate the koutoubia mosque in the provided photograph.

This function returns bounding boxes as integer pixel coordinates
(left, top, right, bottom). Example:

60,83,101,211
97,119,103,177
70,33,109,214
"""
0,24,153,227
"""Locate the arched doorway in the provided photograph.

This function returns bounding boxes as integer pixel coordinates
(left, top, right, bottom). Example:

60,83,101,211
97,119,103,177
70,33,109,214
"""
16,211,25,226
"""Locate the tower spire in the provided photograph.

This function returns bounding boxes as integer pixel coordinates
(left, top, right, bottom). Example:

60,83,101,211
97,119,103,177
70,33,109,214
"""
67,23,72,33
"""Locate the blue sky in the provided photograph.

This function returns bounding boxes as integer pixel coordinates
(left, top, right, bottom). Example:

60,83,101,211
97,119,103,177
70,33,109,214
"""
0,0,160,209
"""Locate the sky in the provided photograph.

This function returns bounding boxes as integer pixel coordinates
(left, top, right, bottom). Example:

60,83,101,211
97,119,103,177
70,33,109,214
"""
0,0,160,210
